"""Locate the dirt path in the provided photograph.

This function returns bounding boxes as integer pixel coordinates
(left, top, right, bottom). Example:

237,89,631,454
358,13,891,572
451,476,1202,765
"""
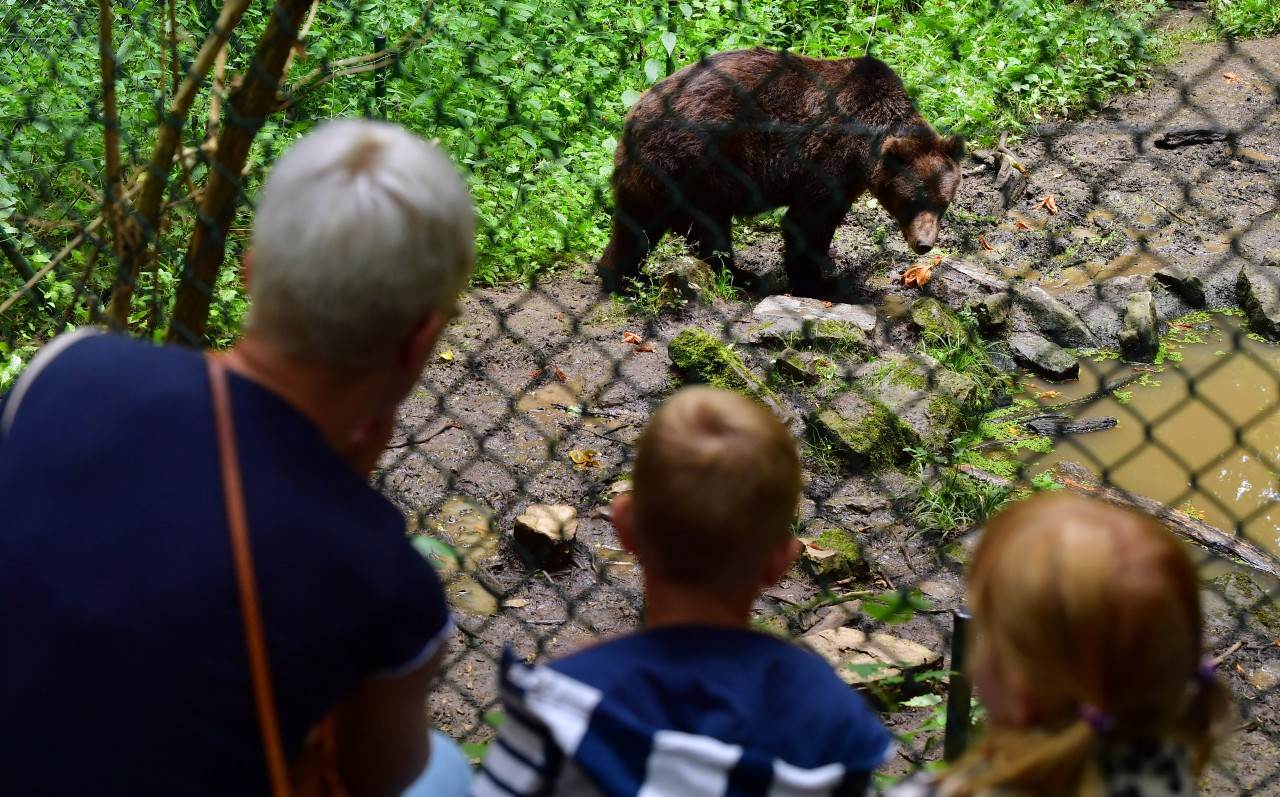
383,22,1280,790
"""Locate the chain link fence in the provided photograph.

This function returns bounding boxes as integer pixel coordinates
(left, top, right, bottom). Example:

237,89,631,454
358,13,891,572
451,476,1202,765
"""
1,0,1278,792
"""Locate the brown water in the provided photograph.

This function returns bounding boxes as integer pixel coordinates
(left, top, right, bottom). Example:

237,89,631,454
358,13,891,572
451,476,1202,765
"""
1019,314,1280,557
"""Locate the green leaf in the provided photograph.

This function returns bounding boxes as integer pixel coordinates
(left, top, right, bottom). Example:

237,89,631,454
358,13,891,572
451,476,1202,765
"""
901,694,943,709
410,535,461,569
660,31,678,56
644,58,664,84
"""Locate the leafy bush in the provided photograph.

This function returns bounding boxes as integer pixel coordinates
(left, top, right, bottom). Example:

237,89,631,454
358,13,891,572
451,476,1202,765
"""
1209,0,1280,38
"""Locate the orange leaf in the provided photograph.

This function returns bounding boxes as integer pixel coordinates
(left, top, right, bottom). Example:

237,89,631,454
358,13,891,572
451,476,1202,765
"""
634,346,654,353
901,262,934,288
530,368,544,379
822,301,833,308
979,236,994,251
621,332,643,344
1015,219,1031,230
1045,195,1059,215
554,367,567,382
1223,72,1239,83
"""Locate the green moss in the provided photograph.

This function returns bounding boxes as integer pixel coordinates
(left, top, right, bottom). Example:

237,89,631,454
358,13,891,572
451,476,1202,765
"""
1009,436,1053,454
956,451,1020,480
927,394,964,442
668,328,781,407
812,398,916,473
813,528,864,562
911,298,967,342
1172,310,1213,326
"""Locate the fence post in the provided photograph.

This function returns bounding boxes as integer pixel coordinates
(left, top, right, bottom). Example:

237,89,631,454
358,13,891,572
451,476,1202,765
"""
943,606,973,762
374,34,387,119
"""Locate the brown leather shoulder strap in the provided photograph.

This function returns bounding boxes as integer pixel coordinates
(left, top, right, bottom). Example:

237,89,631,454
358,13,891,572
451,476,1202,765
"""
207,354,293,797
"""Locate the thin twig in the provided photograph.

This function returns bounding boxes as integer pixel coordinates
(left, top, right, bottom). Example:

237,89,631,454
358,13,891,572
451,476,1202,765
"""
98,0,126,261
1211,640,1245,667
1145,195,1194,224
384,422,459,450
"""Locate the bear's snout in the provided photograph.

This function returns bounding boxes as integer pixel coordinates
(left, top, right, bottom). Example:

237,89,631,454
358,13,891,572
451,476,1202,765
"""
903,213,940,254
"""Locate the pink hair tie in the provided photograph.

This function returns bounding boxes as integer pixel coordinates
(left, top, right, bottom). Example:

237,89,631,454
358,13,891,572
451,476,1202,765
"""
1195,657,1217,686
1078,703,1115,734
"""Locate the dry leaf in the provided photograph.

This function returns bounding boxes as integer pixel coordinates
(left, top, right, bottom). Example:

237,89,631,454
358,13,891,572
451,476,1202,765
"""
568,449,601,469
621,332,643,344
1037,390,1061,399
502,599,529,609
530,368,544,379
822,301,833,308
438,348,454,361
901,262,934,288
1015,219,1031,230
1031,195,1059,215
634,346,655,353
554,367,567,382
979,235,994,251
1223,72,1239,83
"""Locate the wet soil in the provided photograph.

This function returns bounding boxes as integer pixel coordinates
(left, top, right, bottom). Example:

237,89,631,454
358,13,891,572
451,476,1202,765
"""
381,16,1280,791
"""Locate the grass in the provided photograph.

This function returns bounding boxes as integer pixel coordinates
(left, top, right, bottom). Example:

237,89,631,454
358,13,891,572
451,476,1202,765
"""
1208,0,1280,38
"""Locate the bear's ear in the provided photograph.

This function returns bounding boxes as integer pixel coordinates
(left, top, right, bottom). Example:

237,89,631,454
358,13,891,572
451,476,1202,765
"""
942,134,965,163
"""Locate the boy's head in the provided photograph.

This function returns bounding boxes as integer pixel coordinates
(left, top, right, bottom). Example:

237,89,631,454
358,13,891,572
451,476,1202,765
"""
246,119,475,369
613,386,802,595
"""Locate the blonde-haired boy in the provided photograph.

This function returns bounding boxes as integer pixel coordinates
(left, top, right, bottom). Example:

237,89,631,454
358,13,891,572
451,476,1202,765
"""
473,386,892,797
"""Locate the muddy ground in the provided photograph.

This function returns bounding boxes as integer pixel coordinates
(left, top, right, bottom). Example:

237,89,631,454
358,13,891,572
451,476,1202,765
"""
379,13,1280,792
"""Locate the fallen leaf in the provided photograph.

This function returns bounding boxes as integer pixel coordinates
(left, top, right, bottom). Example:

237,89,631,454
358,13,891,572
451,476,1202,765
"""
502,598,529,609
1223,72,1238,83
621,331,643,344
1235,663,1246,674
554,367,567,382
1005,424,1020,436
1015,219,1031,230
979,235,994,251
1052,172,1065,178
568,449,601,469
438,348,454,361
901,261,934,288
634,346,654,353
1045,195,1059,215
822,301,833,308
1037,390,1061,399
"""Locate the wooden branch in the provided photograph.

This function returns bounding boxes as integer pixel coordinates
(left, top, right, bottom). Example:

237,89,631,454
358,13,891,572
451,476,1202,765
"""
287,0,437,99
207,40,227,144
98,0,126,261
166,0,316,347
279,0,320,80
107,0,254,326
168,0,181,99
0,224,48,311
1054,460,1280,579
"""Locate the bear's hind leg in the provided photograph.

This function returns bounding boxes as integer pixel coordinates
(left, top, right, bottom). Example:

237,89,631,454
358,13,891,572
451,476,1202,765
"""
675,210,760,294
598,207,666,293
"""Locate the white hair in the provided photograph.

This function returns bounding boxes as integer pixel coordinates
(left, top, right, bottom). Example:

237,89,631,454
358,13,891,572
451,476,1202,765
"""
247,119,475,366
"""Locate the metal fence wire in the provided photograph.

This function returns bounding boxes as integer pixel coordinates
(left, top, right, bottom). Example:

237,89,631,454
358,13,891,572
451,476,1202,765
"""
2,0,1279,792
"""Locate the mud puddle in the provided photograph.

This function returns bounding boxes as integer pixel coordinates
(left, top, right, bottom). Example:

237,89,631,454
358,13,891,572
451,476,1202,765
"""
1020,314,1280,558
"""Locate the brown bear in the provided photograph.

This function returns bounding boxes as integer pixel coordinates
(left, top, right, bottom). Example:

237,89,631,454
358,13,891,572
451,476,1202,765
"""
597,48,963,298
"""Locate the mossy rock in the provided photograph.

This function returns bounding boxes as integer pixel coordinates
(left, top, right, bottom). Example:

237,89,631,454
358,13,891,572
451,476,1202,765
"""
808,391,918,473
911,298,967,343
1206,571,1280,635
852,353,979,450
800,527,870,582
668,328,784,409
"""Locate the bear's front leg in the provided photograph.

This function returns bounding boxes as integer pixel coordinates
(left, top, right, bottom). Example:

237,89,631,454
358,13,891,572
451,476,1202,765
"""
781,204,844,299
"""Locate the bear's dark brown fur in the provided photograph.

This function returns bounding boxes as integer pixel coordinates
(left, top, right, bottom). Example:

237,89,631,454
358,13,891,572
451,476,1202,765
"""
597,48,963,297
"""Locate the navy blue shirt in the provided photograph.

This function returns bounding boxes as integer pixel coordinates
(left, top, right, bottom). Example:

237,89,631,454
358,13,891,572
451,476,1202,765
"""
0,331,450,796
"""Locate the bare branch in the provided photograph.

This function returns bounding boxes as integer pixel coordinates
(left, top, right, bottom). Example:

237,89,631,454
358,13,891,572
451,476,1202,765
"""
107,0,254,326
98,0,126,259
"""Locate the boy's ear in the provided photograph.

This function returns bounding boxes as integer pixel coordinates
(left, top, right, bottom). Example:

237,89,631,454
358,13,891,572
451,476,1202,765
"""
611,493,636,552
761,534,802,587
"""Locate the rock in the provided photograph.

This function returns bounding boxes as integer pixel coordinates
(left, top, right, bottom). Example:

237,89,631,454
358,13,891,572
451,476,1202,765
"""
774,348,822,384
820,489,889,516
1236,252,1280,341
668,328,790,420
803,602,863,637
512,504,578,570
919,258,1006,312
1008,332,1079,380
1012,285,1100,349
852,353,980,449
607,480,632,497
988,350,1018,373
747,295,878,350
976,291,1012,332
658,256,715,303
1064,274,1153,342
910,297,967,343
1153,127,1229,149
806,627,943,704
808,391,917,473
1205,571,1280,635
1247,661,1280,692
940,529,981,570
915,579,960,605
799,528,868,582
1154,265,1207,308
1118,291,1160,363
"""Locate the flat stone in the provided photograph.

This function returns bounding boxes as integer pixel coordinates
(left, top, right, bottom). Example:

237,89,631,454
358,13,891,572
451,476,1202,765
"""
1008,332,1079,380
852,353,980,449
1119,291,1160,363
808,391,916,473
1065,275,1154,342
512,504,578,570
988,350,1018,373
607,480,632,497
820,490,889,516
753,295,877,332
1012,285,1100,349
910,297,967,342
919,258,1007,312
1154,265,1207,308
806,627,943,702
1236,251,1280,341
916,579,960,604
798,527,868,583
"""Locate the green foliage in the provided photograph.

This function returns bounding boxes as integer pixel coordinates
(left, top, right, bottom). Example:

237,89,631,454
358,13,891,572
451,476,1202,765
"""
1208,0,1280,38
906,444,1014,537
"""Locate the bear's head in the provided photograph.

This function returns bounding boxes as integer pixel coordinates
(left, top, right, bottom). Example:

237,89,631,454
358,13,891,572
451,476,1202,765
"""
870,133,964,255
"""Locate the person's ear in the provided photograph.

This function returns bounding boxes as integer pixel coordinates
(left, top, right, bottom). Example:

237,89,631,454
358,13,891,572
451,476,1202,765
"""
762,534,802,586
611,493,636,552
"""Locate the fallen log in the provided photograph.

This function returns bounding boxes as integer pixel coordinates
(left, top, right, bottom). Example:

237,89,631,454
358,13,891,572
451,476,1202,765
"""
1054,461,1280,579
1024,416,1118,436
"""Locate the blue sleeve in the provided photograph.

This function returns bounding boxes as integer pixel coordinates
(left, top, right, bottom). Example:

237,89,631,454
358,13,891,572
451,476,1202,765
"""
367,541,454,677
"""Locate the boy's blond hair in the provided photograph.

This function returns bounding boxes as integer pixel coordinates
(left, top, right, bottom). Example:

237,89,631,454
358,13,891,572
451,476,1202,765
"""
630,386,801,591
940,492,1233,797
